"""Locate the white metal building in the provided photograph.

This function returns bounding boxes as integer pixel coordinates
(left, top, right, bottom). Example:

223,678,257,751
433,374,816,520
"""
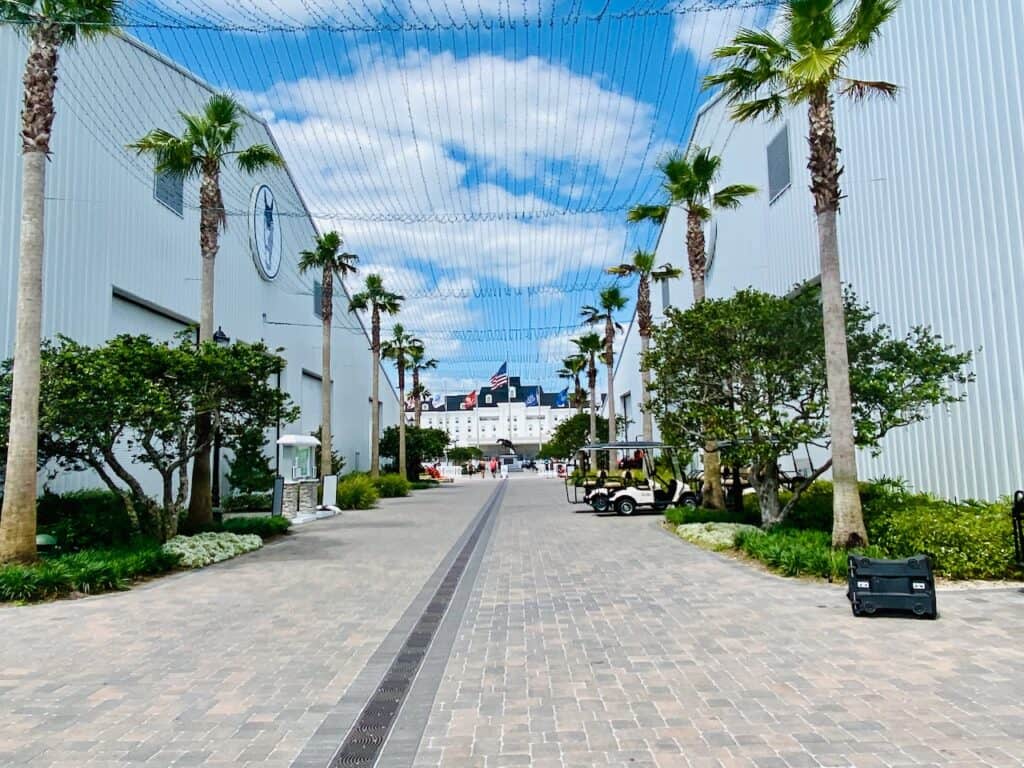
612,0,1024,501
0,28,399,496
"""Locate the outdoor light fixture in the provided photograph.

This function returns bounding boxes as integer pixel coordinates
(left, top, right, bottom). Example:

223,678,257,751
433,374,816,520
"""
212,326,231,346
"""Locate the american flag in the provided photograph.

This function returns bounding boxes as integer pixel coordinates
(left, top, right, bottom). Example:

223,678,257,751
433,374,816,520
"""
489,362,508,390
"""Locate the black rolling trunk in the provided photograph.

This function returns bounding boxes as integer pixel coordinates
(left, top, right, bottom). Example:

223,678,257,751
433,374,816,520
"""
847,554,937,619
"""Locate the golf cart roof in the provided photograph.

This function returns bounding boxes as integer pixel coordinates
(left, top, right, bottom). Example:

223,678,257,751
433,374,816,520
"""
579,441,677,450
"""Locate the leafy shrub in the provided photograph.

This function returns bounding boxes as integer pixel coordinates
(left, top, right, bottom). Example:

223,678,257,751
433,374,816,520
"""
375,474,411,498
335,475,379,510
225,427,275,493
221,491,272,512
161,532,262,568
37,489,135,551
868,496,1017,579
734,528,886,580
674,522,759,550
219,516,290,539
0,541,179,603
666,505,759,527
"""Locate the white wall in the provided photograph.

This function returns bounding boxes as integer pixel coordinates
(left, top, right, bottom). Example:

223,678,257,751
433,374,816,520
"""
615,0,1024,501
0,29,397,496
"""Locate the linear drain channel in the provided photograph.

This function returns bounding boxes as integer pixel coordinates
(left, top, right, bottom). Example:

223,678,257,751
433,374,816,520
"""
327,483,505,768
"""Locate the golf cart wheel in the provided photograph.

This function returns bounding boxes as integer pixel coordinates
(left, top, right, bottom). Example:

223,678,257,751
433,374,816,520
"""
590,496,609,513
616,497,637,516
679,493,699,509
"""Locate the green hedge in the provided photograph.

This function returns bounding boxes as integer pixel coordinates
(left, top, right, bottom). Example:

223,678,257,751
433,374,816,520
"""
666,505,760,527
336,475,379,510
219,516,290,539
410,480,440,490
0,541,180,603
719,480,1021,581
375,474,411,498
221,491,272,512
37,489,134,551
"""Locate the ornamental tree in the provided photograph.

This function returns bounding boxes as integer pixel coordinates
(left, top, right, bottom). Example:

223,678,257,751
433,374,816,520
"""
0,334,296,541
379,425,450,481
645,288,972,532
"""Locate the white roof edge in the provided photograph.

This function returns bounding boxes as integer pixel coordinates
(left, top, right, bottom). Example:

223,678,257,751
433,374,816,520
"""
277,434,321,447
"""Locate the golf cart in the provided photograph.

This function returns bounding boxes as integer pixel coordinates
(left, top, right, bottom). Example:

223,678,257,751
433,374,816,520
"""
569,441,700,515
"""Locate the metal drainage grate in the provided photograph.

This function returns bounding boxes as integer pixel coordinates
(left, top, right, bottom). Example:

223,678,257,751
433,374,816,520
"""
328,483,505,768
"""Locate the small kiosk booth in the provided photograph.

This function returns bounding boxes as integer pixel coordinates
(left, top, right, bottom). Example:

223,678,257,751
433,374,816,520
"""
276,434,320,523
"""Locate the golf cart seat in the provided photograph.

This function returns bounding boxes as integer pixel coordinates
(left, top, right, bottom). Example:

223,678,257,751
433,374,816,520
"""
654,479,677,503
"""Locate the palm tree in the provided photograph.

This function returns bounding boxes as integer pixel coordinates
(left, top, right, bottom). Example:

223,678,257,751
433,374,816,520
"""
381,325,423,479
298,231,358,478
582,286,628,467
629,149,757,304
706,0,899,547
607,250,682,441
130,94,283,528
411,383,431,426
556,354,587,415
0,0,122,563
349,274,404,479
629,150,755,509
409,347,439,427
572,333,604,470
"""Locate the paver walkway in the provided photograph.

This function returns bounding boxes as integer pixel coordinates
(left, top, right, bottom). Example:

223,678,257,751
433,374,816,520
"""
2,476,1023,768
414,478,1024,768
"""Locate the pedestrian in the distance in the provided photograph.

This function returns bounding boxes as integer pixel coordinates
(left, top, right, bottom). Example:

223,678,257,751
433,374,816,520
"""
489,457,498,478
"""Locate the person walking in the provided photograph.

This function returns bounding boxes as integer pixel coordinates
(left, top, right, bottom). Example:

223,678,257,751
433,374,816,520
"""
477,460,485,479
489,457,498,478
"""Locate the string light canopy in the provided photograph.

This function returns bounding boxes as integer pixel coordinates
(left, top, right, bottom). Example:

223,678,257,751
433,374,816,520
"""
6,0,779,390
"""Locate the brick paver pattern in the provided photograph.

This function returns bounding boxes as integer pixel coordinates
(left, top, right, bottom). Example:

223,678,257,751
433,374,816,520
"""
1,477,1023,768
413,479,1024,768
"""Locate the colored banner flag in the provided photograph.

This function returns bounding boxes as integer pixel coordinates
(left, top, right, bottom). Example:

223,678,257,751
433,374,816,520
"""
462,390,477,410
554,387,569,407
525,388,539,407
430,394,445,410
489,362,508,389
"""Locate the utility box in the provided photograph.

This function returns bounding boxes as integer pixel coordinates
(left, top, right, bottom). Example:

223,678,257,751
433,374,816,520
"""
847,555,937,619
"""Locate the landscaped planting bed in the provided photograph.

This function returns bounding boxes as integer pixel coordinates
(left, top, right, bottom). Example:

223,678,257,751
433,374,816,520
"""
161,532,263,568
666,480,1022,582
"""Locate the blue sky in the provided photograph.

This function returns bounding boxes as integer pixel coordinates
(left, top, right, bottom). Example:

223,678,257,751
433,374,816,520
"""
131,0,773,395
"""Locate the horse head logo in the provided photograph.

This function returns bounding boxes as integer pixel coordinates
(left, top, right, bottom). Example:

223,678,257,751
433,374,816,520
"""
262,195,275,261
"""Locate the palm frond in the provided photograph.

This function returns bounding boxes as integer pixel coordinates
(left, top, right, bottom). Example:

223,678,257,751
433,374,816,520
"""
606,264,636,278
688,147,721,188
631,249,656,274
651,263,683,282
236,144,283,173
128,130,200,177
626,204,667,225
713,183,759,210
838,76,899,100
599,285,628,312
729,93,788,123
838,0,900,52
204,93,242,128
787,0,838,50
788,45,845,85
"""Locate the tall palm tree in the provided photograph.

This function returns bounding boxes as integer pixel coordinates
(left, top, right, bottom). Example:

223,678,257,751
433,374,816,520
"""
0,0,122,563
628,150,755,508
411,383,431,426
582,286,627,466
607,250,682,441
349,274,404,479
706,0,899,547
556,354,587,415
629,149,757,303
298,231,358,478
381,325,423,479
572,333,603,469
409,347,439,427
130,94,283,528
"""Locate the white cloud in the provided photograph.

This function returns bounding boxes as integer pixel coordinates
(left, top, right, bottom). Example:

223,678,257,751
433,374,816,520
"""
673,4,769,68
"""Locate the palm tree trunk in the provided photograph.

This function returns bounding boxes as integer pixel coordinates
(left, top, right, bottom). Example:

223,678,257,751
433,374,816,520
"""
413,369,422,428
605,319,617,469
639,333,653,441
370,308,381,479
686,206,725,509
808,91,866,548
320,268,333,478
397,365,407,479
686,209,707,304
186,166,221,528
588,364,597,471
0,26,60,563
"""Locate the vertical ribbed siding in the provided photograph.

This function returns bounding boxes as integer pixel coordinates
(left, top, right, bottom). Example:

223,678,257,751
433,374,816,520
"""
0,28,390,494
638,0,1024,501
